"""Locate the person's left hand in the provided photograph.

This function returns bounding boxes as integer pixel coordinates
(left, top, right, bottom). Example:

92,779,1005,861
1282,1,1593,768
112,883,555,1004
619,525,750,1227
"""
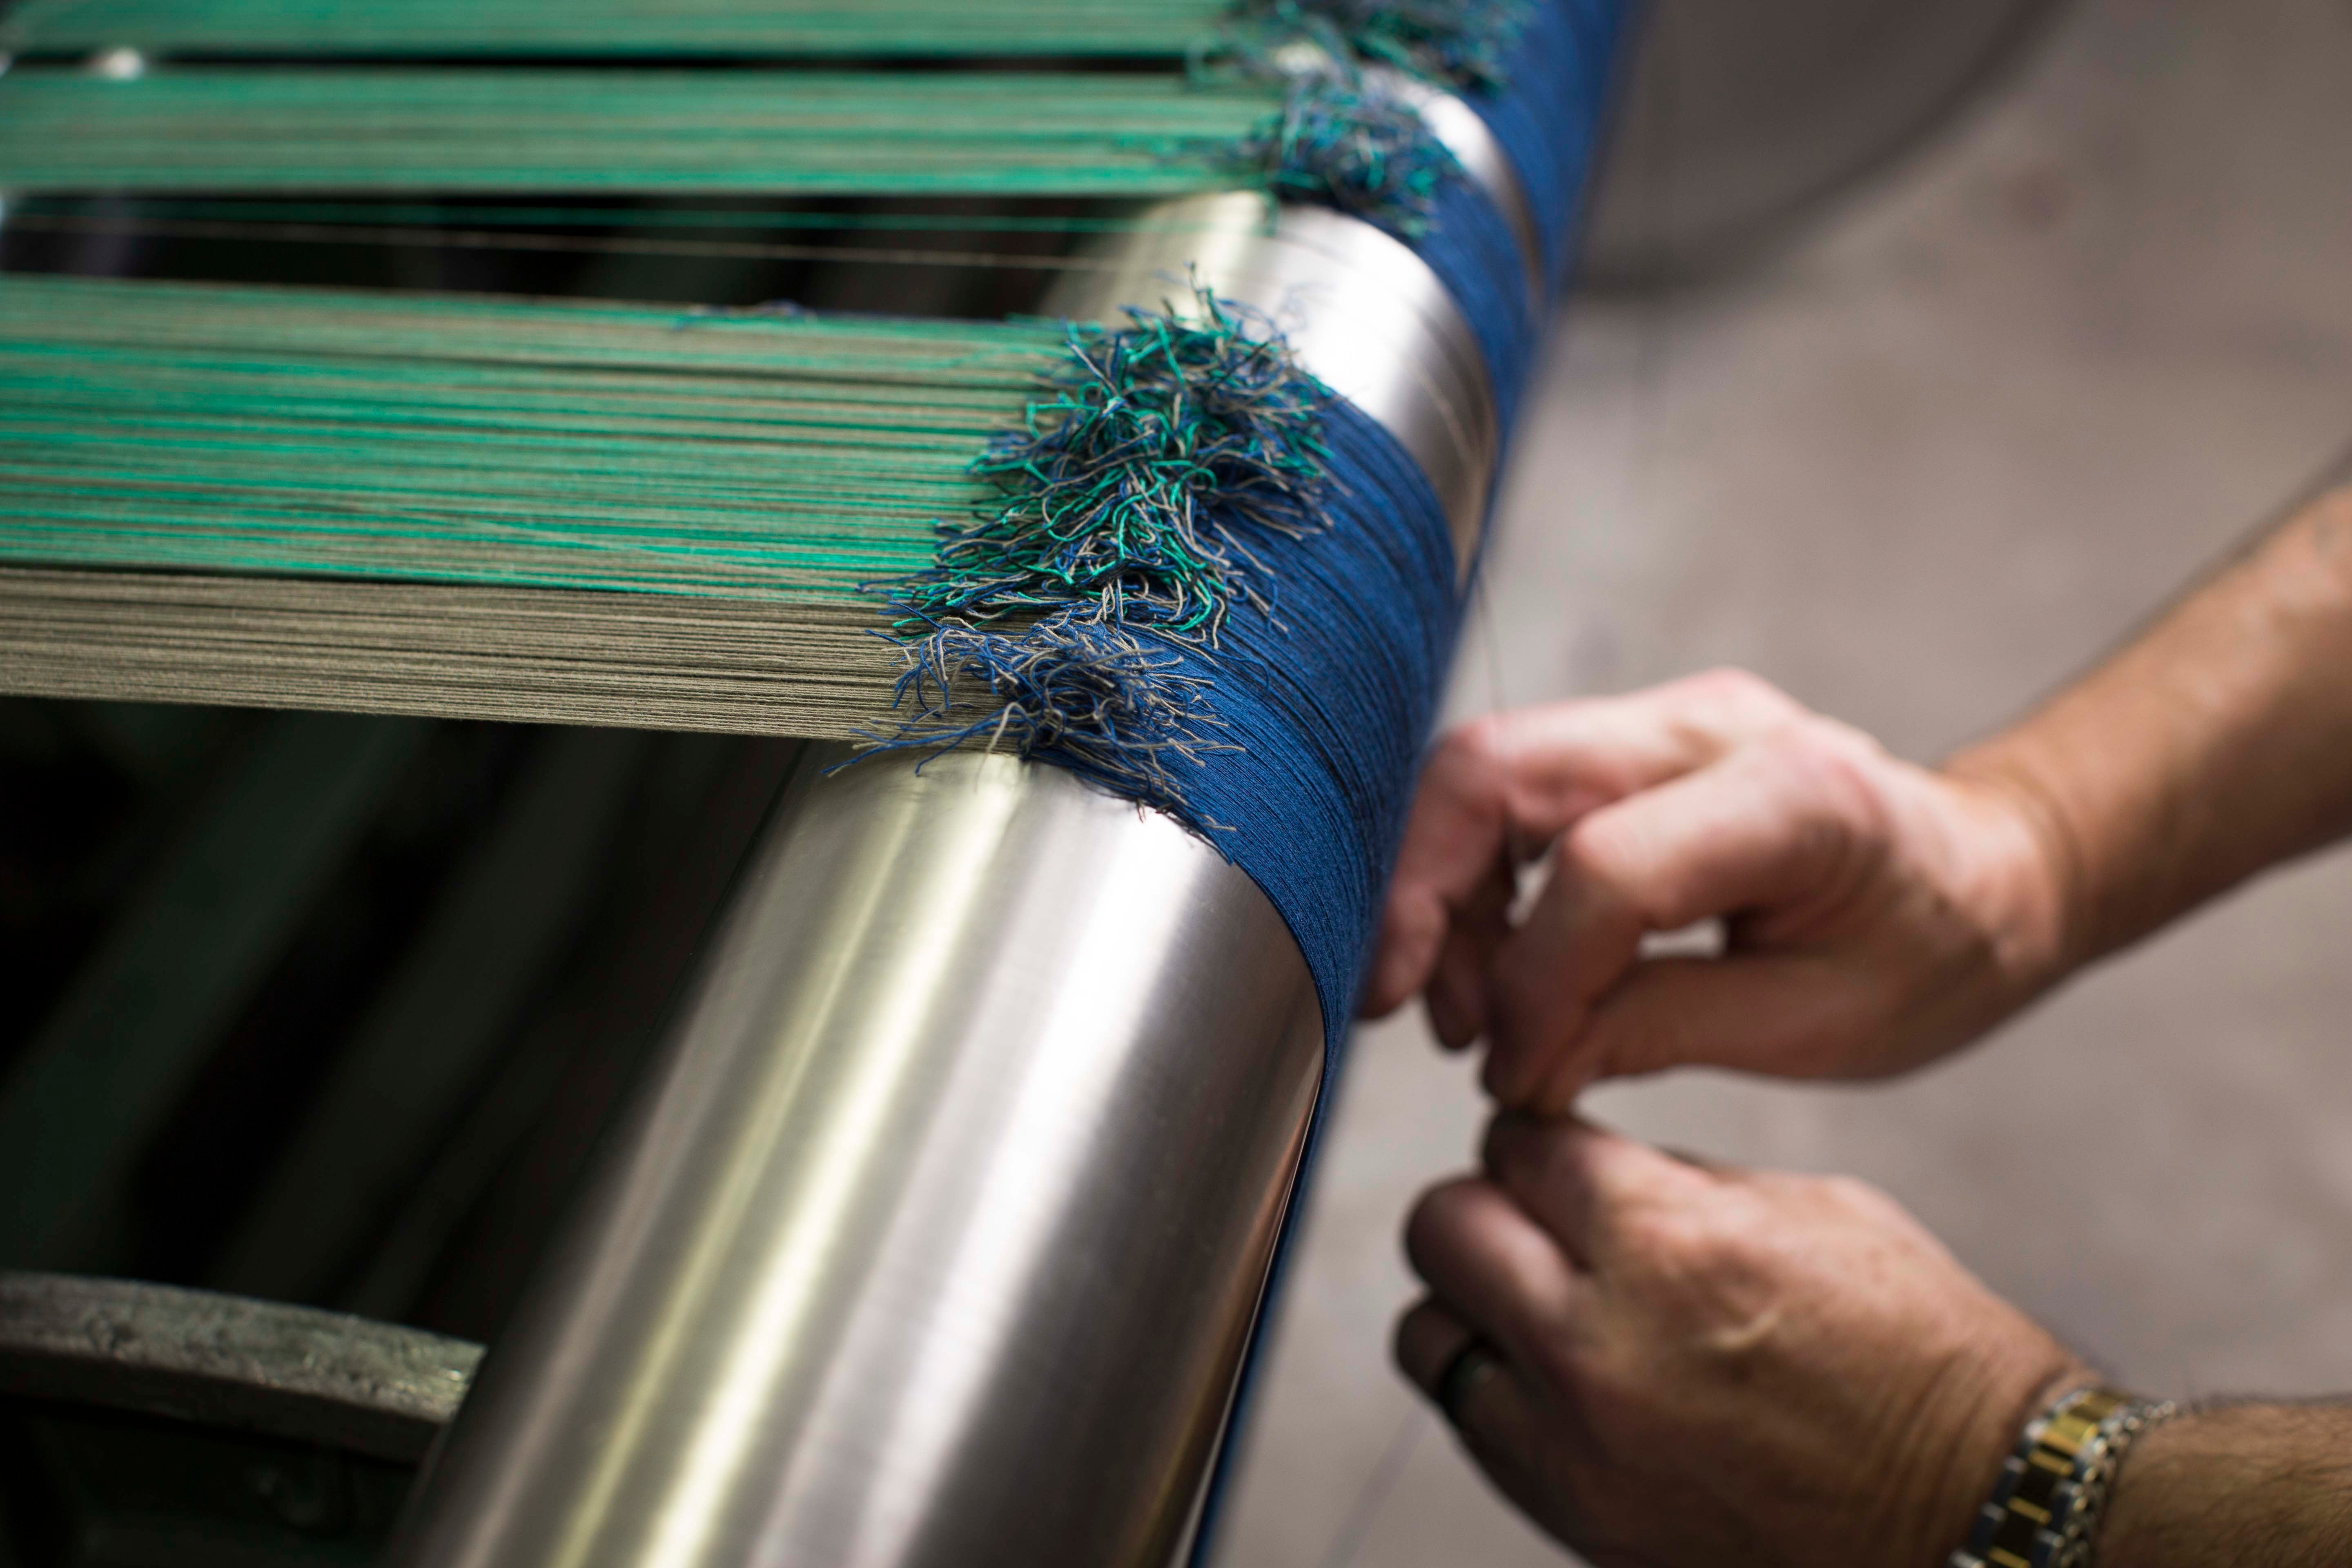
1395,1115,2088,1568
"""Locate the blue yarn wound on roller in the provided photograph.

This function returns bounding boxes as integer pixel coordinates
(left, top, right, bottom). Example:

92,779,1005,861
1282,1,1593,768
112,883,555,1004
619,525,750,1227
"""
1468,0,1635,293
1160,396,1460,1047
1412,166,1538,432
860,297,1457,1038
1243,73,1535,428
1167,402,1458,1568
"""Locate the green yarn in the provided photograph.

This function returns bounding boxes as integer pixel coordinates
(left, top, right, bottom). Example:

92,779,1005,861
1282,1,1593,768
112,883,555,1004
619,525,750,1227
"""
867,287,1333,809
0,68,1274,196
0,0,1523,78
1230,0,1535,93
891,287,1331,645
2,66,1458,241
9,198,1248,239
0,0,1234,57
0,274,1062,599
1234,74,1461,238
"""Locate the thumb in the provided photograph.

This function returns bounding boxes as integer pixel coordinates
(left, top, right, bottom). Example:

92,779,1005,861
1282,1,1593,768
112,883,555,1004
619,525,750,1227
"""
1481,734,1894,1105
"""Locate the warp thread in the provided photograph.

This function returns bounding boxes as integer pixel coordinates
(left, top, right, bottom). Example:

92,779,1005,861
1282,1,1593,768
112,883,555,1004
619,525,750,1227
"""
1225,0,1535,95
862,282,1457,1043
1207,0,1575,425
1465,0,1631,292
863,287,1339,822
1232,73,1461,240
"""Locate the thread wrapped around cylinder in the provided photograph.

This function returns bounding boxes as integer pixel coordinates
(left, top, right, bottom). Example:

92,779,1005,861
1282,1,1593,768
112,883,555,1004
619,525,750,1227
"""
0,9,1635,1566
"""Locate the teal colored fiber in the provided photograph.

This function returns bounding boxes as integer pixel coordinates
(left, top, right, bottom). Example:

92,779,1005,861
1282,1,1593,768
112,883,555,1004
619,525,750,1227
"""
900,295,1330,642
867,290,1335,813
0,68,1274,195
0,0,1532,94
0,0,1234,56
1233,74,1462,238
0,274,1061,598
1231,0,1535,93
13,198,1254,238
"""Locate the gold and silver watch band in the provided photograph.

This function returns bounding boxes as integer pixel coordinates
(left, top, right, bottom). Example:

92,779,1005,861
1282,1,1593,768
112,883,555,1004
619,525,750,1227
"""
1946,1385,2178,1568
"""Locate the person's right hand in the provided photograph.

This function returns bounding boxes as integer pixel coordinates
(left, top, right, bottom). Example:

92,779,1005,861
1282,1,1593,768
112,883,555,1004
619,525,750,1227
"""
1363,670,2077,1108
1392,1115,2088,1568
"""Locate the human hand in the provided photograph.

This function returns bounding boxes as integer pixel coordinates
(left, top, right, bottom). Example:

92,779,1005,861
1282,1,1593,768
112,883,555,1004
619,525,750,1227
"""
1395,1116,2087,1568
1363,669,2074,1108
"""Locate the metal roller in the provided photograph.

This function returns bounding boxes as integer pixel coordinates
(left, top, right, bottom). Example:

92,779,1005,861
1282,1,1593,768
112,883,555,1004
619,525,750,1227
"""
1047,192,1501,573
383,191,1488,1568
383,749,1323,1567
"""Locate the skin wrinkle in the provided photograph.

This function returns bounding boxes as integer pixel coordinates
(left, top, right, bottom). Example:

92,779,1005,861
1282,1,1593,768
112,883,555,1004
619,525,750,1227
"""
1410,1122,2085,1568
1377,481,2352,1565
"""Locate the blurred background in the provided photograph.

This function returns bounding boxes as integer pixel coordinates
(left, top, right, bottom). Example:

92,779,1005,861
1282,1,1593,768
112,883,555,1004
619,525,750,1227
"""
1216,0,2352,1561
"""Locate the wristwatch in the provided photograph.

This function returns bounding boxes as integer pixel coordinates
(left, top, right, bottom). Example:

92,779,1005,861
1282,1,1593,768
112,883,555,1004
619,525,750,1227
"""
1946,1385,2177,1568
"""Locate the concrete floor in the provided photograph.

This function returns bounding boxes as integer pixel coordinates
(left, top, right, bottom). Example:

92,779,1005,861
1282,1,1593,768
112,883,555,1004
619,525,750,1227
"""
1213,0,2352,1562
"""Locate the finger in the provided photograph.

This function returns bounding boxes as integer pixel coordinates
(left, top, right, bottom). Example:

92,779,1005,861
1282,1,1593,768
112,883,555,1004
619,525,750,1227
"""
1424,852,1512,1048
1393,1297,1546,1457
1363,670,1805,1016
1520,954,1904,1108
1399,1303,1597,1550
1483,733,1891,1104
1404,1177,1593,1367
1480,1114,1716,1267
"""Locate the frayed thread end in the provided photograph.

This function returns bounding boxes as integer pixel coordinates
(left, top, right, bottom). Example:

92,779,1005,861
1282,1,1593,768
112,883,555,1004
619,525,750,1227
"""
854,285,1333,819
1232,73,1462,240
1224,0,1535,96
853,612,1238,823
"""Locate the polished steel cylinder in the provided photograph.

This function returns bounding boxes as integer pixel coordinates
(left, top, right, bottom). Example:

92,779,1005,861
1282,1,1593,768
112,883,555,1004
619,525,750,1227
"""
388,167,1493,1568
384,748,1325,1568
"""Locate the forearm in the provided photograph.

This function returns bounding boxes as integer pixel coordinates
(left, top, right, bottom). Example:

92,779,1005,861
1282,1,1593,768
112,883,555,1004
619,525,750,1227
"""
1949,485,2352,969
2097,1401,2352,1567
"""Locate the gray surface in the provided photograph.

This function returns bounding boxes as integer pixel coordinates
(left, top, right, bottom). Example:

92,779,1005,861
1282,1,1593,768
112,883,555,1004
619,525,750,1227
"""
0,1272,478,1463
1217,0,2352,1561
389,746,1324,1568
1581,0,2062,282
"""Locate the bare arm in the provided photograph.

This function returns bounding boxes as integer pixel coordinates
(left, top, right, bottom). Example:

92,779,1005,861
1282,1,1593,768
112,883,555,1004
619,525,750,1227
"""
2096,1401,2352,1567
1952,485,2352,970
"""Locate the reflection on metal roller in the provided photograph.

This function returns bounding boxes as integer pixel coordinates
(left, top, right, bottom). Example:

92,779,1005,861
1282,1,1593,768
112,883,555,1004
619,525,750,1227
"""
385,180,1494,1568
389,751,1323,1566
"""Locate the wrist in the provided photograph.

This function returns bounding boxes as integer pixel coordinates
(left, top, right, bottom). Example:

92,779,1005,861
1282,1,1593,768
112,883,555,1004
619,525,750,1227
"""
1940,1377,2178,1568
1937,752,2087,996
1898,1348,2094,1568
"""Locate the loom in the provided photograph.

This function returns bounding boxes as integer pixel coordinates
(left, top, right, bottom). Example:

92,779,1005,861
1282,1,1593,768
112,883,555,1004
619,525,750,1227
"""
0,4,1586,1564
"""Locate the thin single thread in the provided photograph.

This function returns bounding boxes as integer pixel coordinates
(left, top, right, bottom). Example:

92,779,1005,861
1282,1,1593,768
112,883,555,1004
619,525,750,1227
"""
1314,1412,1426,1568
